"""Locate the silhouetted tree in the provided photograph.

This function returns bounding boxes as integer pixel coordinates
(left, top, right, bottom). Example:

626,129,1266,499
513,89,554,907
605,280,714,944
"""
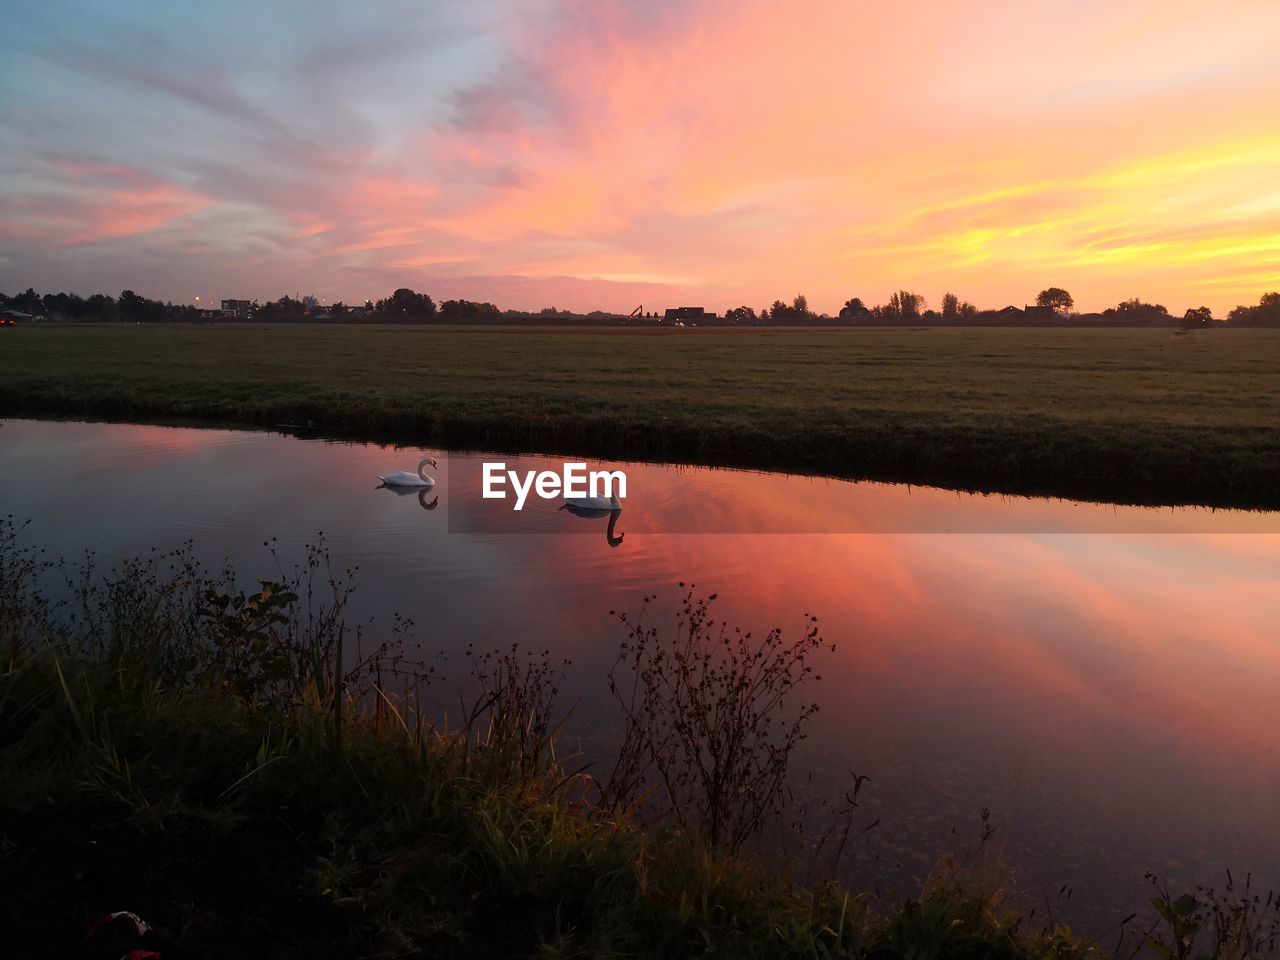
1036,287,1074,314
85,293,118,321
764,295,816,325
1108,298,1170,325
376,287,436,318
117,289,165,322
11,288,41,312
941,292,960,322
1227,291,1280,326
256,295,306,320
118,289,145,320
440,298,501,321
876,290,925,322
1182,306,1214,328
724,305,757,325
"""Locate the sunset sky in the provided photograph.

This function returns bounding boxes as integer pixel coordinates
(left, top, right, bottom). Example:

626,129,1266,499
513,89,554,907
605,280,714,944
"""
2,0,1278,314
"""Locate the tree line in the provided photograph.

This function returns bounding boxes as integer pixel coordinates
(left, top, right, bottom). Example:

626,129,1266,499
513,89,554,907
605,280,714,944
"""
0,287,501,324
719,288,1279,328
228,288,503,322
3,285,1279,328
0,288,203,323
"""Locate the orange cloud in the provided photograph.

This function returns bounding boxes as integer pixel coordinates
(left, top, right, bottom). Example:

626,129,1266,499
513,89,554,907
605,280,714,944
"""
387,0,1280,312
6,1,1280,311
4,159,211,247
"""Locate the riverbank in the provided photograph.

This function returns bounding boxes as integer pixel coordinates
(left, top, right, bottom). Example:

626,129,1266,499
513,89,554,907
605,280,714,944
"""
5,520,1276,958
2,324,1279,509
0,524,1062,959
0,661,1092,960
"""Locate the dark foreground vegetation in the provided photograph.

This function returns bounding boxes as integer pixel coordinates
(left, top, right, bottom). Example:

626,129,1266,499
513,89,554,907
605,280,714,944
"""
3,520,1277,959
3,324,1280,509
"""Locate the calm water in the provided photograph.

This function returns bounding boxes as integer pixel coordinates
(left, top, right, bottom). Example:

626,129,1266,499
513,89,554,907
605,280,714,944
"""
3,418,1278,934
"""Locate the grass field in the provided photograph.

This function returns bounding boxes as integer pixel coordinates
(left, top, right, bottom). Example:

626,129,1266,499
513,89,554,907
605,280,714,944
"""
2,323,1279,508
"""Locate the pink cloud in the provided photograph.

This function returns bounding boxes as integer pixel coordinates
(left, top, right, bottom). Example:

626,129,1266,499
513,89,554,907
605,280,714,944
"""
6,2,1280,311
6,159,212,246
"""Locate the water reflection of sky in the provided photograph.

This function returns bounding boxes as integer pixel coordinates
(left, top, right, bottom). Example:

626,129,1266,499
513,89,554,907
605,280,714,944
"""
2,418,1277,934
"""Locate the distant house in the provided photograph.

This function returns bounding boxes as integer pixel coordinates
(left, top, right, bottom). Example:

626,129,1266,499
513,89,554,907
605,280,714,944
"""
220,298,254,319
1023,304,1055,321
994,305,1025,320
663,306,716,324
838,302,872,319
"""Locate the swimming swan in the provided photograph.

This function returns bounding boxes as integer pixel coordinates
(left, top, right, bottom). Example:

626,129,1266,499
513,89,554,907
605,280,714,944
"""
561,492,621,512
378,456,437,488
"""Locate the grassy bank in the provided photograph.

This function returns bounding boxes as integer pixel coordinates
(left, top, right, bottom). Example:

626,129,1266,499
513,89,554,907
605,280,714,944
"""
0,523,1070,959
2,324,1279,509
4,523,1276,959
1,657,1097,960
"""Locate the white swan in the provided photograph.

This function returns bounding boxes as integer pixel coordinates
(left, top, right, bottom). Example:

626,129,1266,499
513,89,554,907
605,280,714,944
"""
561,492,620,513
378,456,437,488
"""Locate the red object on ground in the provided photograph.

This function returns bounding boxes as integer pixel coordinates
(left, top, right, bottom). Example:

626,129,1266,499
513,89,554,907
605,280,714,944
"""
82,909,152,943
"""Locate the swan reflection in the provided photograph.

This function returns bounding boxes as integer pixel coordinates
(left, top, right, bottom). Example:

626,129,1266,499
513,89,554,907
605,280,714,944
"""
561,495,624,547
377,484,439,510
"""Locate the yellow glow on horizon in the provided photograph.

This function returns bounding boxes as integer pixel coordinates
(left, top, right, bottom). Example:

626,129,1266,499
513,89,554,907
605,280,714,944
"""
7,1,1280,312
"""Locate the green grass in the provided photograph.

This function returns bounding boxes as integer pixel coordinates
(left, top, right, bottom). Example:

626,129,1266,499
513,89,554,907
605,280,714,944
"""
2,323,1279,507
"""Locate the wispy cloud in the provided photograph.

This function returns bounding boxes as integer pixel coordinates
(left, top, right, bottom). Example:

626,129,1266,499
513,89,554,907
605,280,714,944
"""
2,0,1279,311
